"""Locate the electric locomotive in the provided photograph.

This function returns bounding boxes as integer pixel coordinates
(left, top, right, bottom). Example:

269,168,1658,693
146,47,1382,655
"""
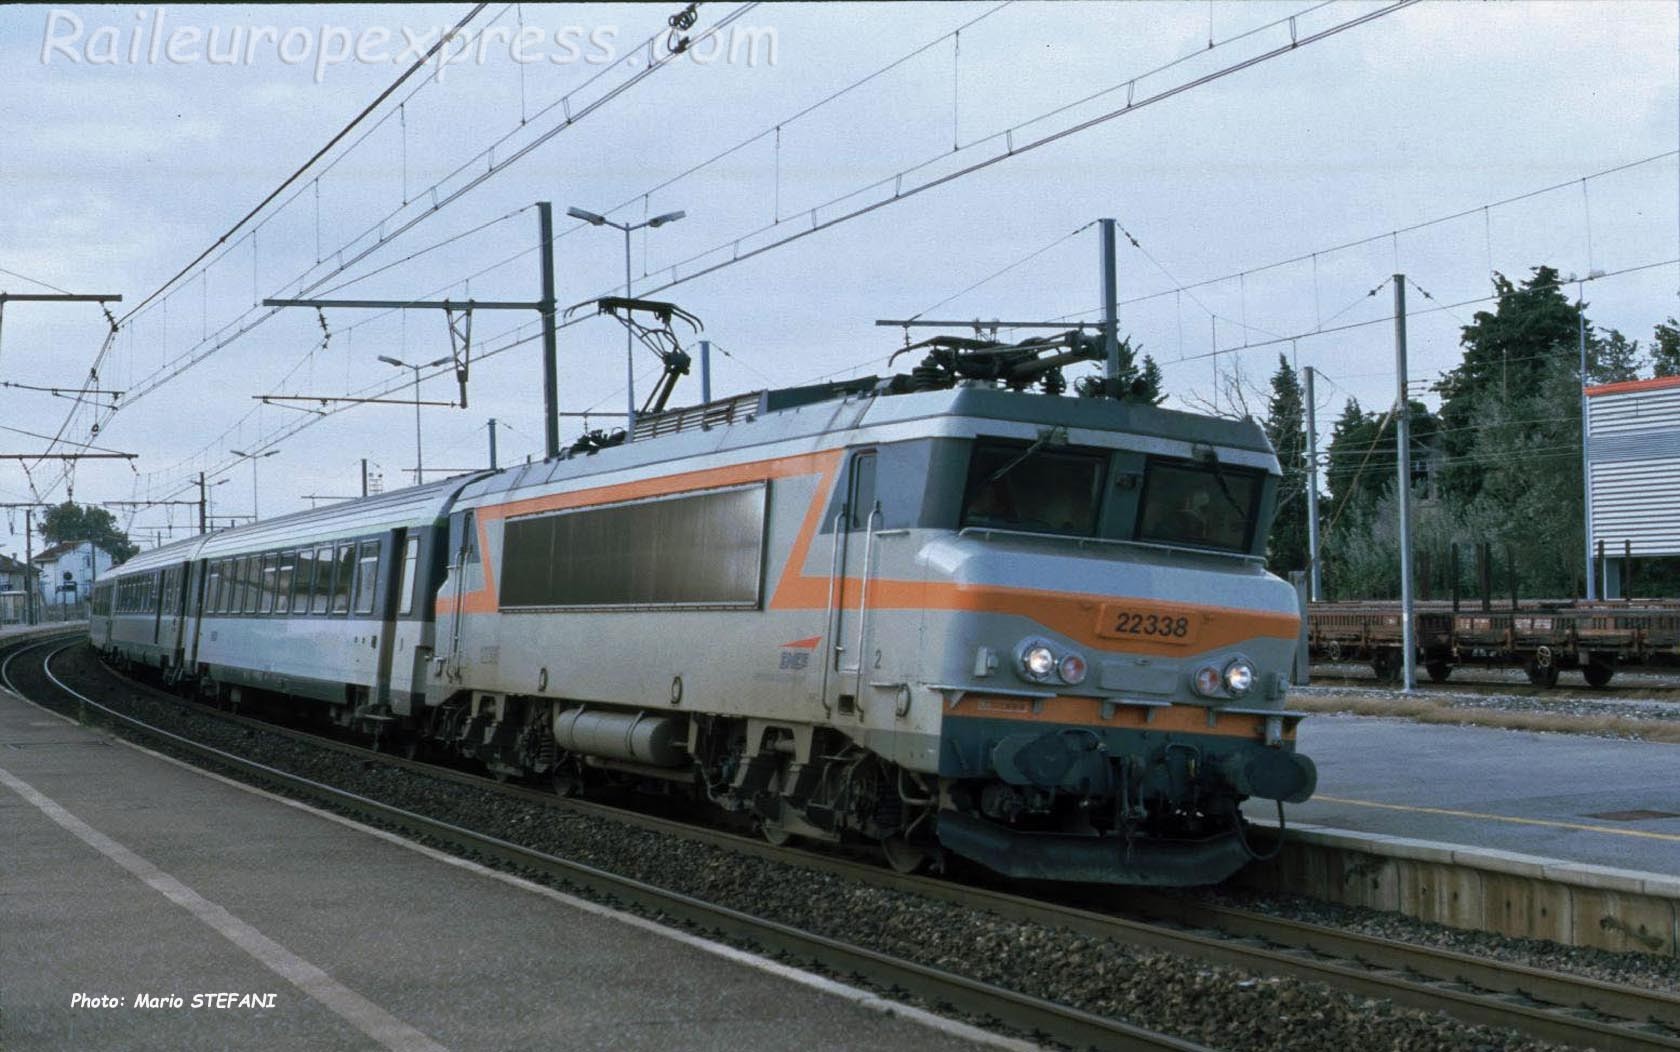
93,332,1314,886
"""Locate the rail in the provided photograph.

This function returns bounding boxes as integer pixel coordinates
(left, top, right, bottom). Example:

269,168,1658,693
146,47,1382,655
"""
1,636,1206,1052
14,635,1680,1052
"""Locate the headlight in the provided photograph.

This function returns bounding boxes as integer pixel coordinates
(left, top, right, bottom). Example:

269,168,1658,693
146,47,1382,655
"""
1193,665,1223,697
1223,659,1255,696
1057,653,1088,685
1020,643,1056,680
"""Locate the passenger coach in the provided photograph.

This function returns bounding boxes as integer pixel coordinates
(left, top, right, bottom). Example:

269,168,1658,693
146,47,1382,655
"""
94,476,487,732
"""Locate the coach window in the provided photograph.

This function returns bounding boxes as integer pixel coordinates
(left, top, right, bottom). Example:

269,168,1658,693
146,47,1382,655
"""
228,554,246,611
397,537,419,616
242,555,261,614
330,544,355,615
274,551,295,615
218,561,233,613
250,556,265,613
352,541,380,616
311,545,336,614
292,549,314,615
258,554,277,614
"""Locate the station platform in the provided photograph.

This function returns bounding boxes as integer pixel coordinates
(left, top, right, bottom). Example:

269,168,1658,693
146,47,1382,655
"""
0,685,1015,1051
0,621,82,640
1268,714,1680,876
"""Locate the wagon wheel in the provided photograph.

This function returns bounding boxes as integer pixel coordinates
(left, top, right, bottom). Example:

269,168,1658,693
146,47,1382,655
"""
1524,657,1560,688
1582,661,1616,688
1425,661,1453,684
761,819,795,847
1370,649,1400,684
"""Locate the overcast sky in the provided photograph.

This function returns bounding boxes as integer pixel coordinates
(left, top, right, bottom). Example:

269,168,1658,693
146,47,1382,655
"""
1,1,1676,557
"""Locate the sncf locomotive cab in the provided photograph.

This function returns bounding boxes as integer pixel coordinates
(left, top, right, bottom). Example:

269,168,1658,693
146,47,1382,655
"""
821,392,1314,885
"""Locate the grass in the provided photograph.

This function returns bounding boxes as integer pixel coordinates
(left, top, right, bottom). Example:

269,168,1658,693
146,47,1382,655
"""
1287,694,1680,743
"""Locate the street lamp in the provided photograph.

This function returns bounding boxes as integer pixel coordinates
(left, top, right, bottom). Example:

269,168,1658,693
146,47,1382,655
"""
229,448,280,519
567,205,687,435
379,354,451,485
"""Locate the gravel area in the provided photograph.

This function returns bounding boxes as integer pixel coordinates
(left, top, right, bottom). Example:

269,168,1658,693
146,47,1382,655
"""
1294,681,1680,722
26,642,1640,1052
1309,662,1680,704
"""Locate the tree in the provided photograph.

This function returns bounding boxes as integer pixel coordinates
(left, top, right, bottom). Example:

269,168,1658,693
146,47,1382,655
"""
1262,355,1307,576
1135,354,1166,405
1075,336,1165,404
1317,396,1444,598
1323,398,1380,523
1434,267,1583,500
40,502,138,564
1589,328,1641,384
1653,318,1680,378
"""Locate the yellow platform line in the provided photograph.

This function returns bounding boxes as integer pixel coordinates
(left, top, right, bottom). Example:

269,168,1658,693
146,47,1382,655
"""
1313,794,1680,843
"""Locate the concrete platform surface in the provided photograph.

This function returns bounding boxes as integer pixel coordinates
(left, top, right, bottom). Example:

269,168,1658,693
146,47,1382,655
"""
0,689,1012,1052
1263,715,1680,876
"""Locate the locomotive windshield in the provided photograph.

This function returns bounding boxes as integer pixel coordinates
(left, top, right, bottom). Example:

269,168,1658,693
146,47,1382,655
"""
1134,458,1262,553
959,440,1105,536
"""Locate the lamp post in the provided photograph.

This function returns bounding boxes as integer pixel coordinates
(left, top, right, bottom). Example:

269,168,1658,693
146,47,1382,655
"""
228,448,280,519
566,205,687,435
379,354,452,484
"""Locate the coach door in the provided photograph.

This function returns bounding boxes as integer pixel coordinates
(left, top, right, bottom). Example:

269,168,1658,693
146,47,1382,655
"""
185,560,207,672
831,450,880,705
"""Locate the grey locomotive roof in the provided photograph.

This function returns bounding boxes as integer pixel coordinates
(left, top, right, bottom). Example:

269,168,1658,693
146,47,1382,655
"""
108,472,490,577
458,384,1277,506
108,385,1275,577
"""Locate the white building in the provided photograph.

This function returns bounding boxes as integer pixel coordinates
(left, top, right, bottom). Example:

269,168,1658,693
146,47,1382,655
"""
1585,374,1680,597
0,553,32,624
31,540,114,616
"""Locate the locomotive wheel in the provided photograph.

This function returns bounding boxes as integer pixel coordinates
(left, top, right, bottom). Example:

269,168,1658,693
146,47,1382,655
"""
549,755,587,797
1425,661,1453,684
1583,662,1616,688
1524,659,1560,688
881,836,933,875
761,820,794,847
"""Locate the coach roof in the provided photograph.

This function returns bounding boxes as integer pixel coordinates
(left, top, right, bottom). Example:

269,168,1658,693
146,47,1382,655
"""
107,471,491,576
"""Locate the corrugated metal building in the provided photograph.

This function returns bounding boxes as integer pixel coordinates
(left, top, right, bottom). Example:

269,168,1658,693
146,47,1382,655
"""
1586,374,1680,596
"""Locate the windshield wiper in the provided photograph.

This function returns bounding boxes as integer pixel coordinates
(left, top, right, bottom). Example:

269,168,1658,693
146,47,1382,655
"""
988,426,1068,484
1195,445,1252,521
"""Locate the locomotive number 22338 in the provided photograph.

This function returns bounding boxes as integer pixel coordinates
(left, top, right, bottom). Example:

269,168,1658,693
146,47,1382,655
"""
1096,604,1200,645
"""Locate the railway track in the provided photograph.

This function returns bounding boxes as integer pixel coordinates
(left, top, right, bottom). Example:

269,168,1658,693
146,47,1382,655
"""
10,634,1680,1052
0,634,1205,1052
1308,662,1680,700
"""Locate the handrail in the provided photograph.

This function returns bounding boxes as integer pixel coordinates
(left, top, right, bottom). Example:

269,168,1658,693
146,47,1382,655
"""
818,509,846,712
852,503,882,701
